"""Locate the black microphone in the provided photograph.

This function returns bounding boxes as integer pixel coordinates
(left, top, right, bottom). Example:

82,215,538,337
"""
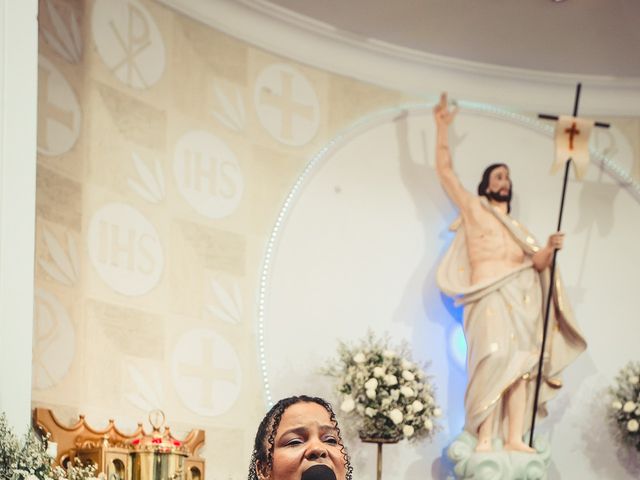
301,464,337,480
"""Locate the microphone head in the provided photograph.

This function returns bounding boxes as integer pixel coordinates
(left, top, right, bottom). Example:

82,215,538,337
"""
301,464,337,480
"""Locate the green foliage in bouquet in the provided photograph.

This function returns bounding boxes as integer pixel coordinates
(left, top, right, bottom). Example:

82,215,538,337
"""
55,459,99,480
12,427,56,480
0,413,99,480
0,413,21,479
609,361,640,451
325,332,441,442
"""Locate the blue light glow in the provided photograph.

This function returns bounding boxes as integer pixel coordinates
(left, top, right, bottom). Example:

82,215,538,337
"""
449,324,467,371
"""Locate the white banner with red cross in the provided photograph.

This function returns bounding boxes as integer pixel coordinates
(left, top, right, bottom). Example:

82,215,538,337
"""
551,115,595,180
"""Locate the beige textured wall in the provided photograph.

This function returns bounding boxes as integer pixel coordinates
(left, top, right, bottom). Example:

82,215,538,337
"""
33,0,408,478
32,1,640,479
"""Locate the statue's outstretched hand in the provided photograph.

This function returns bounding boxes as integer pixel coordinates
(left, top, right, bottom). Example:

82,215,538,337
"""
434,92,458,127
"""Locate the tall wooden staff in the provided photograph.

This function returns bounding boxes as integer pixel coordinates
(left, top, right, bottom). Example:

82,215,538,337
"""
528,83,609,447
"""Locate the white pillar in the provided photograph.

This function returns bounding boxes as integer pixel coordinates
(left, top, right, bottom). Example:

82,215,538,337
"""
0,0,38,435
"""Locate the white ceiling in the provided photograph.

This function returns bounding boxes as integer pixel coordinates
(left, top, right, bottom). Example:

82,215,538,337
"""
261,0,640,78
159,0,640,113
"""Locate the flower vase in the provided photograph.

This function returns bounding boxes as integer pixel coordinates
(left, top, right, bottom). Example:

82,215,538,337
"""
359,433,401,480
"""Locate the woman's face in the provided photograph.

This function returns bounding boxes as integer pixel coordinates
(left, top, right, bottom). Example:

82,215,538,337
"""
265,401,347,480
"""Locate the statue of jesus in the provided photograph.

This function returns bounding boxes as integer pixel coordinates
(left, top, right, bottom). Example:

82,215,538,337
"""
434,93,587,453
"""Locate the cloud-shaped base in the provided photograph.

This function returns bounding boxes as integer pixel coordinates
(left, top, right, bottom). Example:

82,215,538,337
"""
447,431,551,480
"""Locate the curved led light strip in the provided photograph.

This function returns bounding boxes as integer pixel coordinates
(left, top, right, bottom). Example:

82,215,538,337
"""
256,101,640,408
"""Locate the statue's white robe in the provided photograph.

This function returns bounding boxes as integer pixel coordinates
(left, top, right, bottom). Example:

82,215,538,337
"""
437,199,587,437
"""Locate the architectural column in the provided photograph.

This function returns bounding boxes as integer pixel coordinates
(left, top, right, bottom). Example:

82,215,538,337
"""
0,0,38,435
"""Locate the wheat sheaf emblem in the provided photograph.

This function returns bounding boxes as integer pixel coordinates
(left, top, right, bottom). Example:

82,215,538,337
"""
40,0,83,64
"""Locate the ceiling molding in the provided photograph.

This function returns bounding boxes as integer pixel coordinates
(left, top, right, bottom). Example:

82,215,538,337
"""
156,0,640,116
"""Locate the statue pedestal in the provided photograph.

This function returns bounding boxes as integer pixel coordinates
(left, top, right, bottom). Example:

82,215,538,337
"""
447,431,551,480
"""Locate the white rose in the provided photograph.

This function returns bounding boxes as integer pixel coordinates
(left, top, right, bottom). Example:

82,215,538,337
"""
373,366,386,378
433,408,442,417
366,389,377,400
402,425,415,437
356,404,365,414
611,400,622,410
400,386,416,397
623,401,636,413
384,374,398,386
423,394,434,405
424,418,433,430
412,400,424,412
627,419,639,432
383,350,396,358
388,408,403,425
353,352,366,363
364,378,379,390
402,370,415,381
629,376,640,385
381,397,392,408
401,359,412,369
390,389,400,400
340,396,355,413
365,407,377,417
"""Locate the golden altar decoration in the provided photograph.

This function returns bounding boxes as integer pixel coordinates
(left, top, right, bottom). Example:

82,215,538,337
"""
34,408,205,480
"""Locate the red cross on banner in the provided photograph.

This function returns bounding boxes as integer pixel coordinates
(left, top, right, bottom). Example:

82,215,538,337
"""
551,115,594,180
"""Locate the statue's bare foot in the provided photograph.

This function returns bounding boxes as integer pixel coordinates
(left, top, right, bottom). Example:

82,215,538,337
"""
475,438,492,452
504,441,536,453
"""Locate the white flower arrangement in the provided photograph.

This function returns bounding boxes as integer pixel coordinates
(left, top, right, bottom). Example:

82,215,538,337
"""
325,332,440,442
609,361,640,451
0,413,101,480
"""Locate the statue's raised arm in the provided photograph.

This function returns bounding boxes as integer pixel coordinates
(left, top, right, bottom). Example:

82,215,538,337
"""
434,93,471,211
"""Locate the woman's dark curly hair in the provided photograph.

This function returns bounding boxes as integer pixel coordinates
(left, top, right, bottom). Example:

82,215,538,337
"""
247,395,353,480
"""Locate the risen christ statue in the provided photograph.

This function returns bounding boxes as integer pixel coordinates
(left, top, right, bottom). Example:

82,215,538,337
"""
434,93,587,453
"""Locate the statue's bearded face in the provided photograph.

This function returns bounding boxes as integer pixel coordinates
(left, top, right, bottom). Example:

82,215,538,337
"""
486,165,511,203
